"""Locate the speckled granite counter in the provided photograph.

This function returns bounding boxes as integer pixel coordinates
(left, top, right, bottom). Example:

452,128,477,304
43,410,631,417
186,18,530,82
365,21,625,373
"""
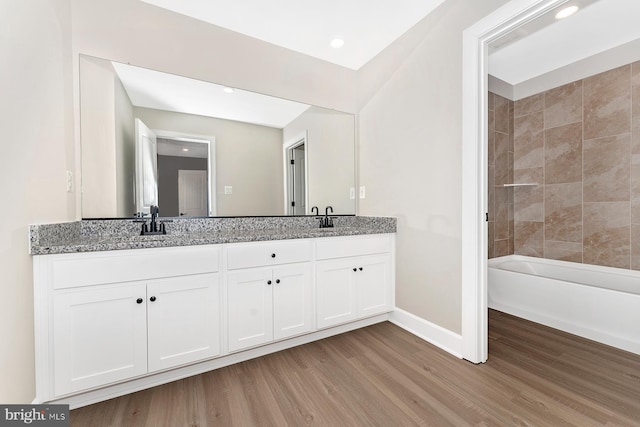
30,216,396,255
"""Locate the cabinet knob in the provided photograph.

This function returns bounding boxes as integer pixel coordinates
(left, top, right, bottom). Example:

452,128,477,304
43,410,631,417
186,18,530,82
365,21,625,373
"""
276,279,280,284
267,280,272,285
353,268,357,272
359,267,363,271
136,298,143,304
150,296,157,302
271,253,276,258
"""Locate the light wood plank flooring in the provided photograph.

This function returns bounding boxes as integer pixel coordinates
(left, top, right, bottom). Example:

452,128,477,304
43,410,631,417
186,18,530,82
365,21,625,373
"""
71,310,640,426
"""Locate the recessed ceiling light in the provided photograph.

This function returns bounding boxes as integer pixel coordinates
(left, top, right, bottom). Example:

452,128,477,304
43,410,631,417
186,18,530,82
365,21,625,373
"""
182,148,189,152
223,87,235,93
555,5,579,19
330,38,345,49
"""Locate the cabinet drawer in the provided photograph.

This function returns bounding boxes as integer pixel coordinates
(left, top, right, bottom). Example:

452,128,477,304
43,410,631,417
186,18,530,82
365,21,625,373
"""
227,239,312,270
51,246,221,289
316,234,392,260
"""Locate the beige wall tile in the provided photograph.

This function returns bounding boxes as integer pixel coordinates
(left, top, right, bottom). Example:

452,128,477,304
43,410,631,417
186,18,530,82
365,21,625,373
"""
495,131,510,185
545,122,582,184
544,241,582,263
494,187,509,240
584,65,631,140
514,221,544,257
514,93,544,118
494,239,509,257
488,109,495,166
631,224,640,270
632,61,640,87
545,182,582,243
583,202,630,268
544,81,582,130
488,221,495,259
495,94,509,133
583,134,631,202
514,167,543,222
633,86,640,222
514,111,544,169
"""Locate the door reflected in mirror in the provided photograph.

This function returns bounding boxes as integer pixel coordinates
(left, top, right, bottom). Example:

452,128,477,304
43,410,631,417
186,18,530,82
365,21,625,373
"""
79,55,355,219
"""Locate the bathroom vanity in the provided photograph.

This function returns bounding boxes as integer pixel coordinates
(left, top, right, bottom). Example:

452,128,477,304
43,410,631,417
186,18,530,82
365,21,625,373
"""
30,216,395,408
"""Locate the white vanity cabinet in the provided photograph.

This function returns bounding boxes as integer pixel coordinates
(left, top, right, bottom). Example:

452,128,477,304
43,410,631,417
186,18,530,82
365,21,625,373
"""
226,240,313,352
315,235,393,329
35,246,222,399
33,232,394,407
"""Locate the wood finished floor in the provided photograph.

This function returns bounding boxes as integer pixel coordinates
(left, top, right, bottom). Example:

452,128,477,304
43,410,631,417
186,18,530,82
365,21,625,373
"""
70,310,640,426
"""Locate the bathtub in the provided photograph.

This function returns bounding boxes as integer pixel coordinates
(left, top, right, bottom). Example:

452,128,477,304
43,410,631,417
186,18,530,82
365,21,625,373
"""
488,255,640,356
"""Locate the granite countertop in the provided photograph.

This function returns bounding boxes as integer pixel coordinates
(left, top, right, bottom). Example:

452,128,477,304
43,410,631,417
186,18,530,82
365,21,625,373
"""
30,216,396,255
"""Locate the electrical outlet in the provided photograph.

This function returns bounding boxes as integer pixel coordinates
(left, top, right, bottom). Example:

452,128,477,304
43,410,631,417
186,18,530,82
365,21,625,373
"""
359,186,366,199
349,187,355,200
66,171,73,193
224,186,233,195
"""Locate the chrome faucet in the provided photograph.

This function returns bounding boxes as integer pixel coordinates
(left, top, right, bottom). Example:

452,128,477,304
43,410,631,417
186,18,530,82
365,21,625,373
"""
311,206,319,216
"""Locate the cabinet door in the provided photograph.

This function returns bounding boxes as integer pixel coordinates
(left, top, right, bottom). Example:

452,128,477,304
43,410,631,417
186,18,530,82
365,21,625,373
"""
227,268,274,352
272,263,312,340
316,258,357,329
147,273,221,372
356,255,391,317
53,283,147,396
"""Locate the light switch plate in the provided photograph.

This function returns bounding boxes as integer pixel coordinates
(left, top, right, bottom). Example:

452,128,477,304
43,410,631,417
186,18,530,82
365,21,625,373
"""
359,186,365,199
66,171,73,193
224,186,233,195
349,187,355,200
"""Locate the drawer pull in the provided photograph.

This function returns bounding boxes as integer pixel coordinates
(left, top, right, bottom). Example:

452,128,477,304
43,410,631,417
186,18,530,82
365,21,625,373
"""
359,267,363,271
136,298,143,304
276,279,280,284
353,268,357,272
150,296,157,302
271,253,276,258
267,280,272,285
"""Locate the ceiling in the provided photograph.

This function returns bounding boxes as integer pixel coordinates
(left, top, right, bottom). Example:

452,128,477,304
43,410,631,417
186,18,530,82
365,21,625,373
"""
140,0,447,70
489,0,640,86
112,61,311,128
125,0,640,120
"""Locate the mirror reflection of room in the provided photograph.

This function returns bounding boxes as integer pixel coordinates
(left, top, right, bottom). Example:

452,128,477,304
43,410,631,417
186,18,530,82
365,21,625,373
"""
79,55,356,219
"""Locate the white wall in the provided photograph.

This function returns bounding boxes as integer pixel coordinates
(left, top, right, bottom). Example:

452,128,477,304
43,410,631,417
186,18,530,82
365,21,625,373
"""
134,107,284,216
114,73,135,217
283,107,355,214
80,57,119,217
357,0,510,333
70,0,358,114
0,0,75,403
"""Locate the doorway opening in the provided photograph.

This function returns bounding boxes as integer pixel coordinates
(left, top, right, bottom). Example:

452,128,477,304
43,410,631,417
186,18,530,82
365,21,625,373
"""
284,131,309,215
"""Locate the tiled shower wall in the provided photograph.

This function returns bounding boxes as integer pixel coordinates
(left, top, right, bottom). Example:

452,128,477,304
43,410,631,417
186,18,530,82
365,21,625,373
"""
488,93,514,258
489,61,640,270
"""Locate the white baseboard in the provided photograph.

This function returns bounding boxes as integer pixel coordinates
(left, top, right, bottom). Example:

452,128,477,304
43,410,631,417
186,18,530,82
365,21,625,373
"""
389,308,463,359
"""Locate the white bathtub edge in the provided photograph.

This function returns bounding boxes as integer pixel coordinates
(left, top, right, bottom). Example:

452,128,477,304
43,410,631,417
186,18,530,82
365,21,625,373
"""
390,308,463,359
489,300,640,355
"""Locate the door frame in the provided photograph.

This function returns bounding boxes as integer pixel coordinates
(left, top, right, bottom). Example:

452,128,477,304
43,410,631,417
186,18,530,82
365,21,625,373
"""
461,0,572,363
283,131,309,215
155,130,217,216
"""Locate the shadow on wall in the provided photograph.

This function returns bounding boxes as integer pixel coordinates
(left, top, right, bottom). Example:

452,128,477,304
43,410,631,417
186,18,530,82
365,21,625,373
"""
394,214,462,333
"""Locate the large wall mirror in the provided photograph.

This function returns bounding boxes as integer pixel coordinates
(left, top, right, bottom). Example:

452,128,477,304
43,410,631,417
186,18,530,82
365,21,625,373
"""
79,55,356,219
